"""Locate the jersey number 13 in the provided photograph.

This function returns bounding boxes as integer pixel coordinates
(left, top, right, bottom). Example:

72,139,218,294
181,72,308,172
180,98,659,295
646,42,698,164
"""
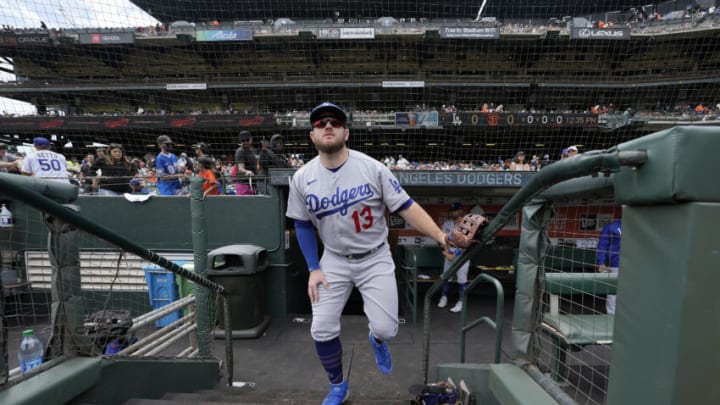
351,207,373,233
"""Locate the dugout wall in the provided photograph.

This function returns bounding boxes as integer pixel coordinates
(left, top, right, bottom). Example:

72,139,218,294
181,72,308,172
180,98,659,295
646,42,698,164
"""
607,126,720,404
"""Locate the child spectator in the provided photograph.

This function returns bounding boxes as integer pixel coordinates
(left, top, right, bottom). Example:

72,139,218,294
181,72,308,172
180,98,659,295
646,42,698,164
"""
129,178,148,194
198,156,219,198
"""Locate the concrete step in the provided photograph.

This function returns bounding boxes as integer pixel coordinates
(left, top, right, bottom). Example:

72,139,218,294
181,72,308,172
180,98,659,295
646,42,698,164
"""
123,386,412,404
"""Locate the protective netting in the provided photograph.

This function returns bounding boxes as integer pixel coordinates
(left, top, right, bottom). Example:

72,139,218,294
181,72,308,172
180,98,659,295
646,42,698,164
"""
0,1,718,182
536,198,619,405
1,203,212,379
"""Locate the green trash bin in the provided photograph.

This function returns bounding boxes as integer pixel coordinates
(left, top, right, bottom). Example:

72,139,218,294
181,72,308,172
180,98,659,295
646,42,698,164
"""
207,244,270,339
175,263,196,316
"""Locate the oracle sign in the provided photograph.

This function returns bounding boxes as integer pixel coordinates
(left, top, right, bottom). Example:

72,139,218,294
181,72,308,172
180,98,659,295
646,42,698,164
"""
16,34,50,45
571,27,630,40
79,32,135,44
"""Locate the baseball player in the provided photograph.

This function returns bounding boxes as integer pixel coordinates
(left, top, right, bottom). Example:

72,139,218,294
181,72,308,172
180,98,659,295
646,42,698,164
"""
437,202,470,313
286,102,447,405
21,137,70,183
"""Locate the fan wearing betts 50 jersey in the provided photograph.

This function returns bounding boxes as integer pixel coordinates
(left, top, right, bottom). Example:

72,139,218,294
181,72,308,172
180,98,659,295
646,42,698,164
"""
286,102,447,405
21,137,70,183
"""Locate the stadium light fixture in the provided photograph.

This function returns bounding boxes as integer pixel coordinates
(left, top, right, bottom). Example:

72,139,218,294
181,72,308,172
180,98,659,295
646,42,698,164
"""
474,0,490,22
485,143,496,147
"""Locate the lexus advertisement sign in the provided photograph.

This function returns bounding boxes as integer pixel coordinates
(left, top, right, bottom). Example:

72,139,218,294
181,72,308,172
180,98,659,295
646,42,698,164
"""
571,27,630,40
79,32,135,44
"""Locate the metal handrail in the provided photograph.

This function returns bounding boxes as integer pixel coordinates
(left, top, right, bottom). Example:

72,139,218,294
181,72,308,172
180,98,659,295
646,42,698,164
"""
459,273,504,364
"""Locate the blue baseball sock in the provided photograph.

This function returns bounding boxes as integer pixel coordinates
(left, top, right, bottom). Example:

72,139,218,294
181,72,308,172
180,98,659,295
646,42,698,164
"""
442,282,451,297
315,337,343,384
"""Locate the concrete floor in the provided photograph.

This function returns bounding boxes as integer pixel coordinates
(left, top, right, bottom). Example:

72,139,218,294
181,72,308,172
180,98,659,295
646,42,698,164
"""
212,294,518,403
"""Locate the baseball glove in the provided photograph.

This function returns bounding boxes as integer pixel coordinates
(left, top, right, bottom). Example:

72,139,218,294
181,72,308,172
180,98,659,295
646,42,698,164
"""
444,214,488,249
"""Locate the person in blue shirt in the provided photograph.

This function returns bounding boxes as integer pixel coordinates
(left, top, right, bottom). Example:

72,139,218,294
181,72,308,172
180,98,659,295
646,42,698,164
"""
155,135,184,195
597,218,621,315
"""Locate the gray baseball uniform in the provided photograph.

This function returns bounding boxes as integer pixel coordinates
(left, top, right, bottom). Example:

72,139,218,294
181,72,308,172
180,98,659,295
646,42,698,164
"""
287,149,410,342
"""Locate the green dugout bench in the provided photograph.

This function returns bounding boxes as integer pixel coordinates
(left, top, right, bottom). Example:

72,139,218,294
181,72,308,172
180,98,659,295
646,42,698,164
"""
542,246,597,273
541,272,618,383
398,245,446,324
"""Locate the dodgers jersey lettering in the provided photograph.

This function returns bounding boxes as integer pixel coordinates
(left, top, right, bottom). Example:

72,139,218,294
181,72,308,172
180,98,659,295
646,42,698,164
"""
21,150,69,182
287,150,410,256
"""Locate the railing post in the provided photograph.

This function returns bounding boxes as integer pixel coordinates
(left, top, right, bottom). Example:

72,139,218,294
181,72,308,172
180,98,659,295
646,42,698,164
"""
459,273,504,364
189,176,213,358
189,176,233,386
43,204,95,358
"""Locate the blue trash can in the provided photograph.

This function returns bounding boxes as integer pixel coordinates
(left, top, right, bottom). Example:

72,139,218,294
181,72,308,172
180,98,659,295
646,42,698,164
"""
143,261,188,327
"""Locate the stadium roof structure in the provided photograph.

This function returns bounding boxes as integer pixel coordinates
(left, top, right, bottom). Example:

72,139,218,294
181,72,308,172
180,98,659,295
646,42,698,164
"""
130,0,649,25
2,2,718,161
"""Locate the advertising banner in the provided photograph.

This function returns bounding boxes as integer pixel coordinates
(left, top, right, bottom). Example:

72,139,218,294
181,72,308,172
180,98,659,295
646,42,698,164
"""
0,114,276,131
395,111,439,127
439,27,500,39
318,27,375,39
570,27,630,40
196,29,253,42
78,32,135,44
15,34,50,46
0,35,17,47
382,81,425,88
166,83,207,90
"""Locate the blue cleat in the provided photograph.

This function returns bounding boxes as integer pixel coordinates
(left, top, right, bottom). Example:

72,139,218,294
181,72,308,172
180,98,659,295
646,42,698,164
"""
322,380,349,405
368,331,392,374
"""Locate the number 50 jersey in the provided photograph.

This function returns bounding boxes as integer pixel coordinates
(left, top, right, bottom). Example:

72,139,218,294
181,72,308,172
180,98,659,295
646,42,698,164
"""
22,150,70,183
287,150,410,256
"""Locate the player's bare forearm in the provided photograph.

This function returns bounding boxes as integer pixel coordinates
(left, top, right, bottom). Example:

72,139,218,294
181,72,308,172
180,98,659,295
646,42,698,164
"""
399,202,446,245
